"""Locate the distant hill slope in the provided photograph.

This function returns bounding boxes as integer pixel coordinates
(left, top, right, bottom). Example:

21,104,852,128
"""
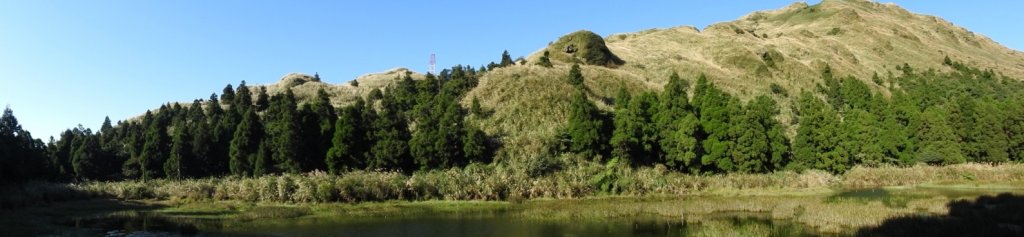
258,68,425,108
530,0,1023,96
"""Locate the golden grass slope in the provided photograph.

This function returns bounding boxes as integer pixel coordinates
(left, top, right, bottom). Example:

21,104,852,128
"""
602,0,1024,96
488,0,1024,159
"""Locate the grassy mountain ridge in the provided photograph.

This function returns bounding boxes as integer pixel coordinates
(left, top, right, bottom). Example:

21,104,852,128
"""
469,0,1024,161
154,0,1022,163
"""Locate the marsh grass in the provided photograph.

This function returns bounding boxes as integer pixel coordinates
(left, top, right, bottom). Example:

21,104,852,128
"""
67,162,1023,206
237,206,311,220
0,181,96,209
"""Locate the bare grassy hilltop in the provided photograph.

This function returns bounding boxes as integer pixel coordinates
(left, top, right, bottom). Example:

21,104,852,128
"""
238,0,1023,163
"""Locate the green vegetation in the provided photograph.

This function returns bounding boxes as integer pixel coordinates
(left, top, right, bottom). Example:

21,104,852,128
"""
2,58,1022,185
52,163,1021,205
546,30,624,67
535,51,553,68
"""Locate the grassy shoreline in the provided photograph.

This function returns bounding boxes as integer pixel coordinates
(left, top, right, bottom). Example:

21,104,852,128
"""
77,162,1024,203
2,163,1021,208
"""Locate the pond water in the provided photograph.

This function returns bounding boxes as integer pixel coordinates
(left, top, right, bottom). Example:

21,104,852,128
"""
55,186,1024,237
64,209,815,237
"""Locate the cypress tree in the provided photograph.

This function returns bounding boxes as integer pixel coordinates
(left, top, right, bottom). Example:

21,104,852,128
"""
610,91,658,164
229,108,262,176
566,90,605,159
610,89,635,162
410,89,441,170
693,77,738,172
120,122,145,180
500,50,514,67
730,96,787,173
568,64,584,88
1005,98,1024,161
840,77,874,110
436,97,468,167
370,91,412,171
51,129,77,180
326,99,366,173
140,109,171,180
300,88,336,171
666,113,700,172
189,112,213,177
253,139,272,176
463,125,488,163
255,86,270,112
0,107,48,184
655,72,699,171
764,104,790,170
266,88,304,173
970,100,1009,162
234,81,253,113
165,118,193,179
100,116,113,136
839,109,884,166
70,129,101,181
221,84,235,105
792,92,846,172
731,103,769,173
210,94,235,175
912,106,965,164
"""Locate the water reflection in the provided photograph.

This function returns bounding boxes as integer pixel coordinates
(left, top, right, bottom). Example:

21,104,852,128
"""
63,210,816,237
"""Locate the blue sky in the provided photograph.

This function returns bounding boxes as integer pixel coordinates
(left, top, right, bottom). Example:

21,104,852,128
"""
1,0,1021,139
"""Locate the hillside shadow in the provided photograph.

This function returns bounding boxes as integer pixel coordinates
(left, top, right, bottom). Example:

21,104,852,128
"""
856,193,1024,237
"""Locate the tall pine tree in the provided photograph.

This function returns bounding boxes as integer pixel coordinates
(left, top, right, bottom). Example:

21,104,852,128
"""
326,98,367,173
266,88,304,173
370,90,412,171
566,91,605,159
229,108,263,176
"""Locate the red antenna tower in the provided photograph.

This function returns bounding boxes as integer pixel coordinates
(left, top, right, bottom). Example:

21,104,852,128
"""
429,53,436,75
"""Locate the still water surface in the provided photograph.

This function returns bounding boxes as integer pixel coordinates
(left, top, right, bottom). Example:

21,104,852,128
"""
67,209,813,236
62,186,1022,237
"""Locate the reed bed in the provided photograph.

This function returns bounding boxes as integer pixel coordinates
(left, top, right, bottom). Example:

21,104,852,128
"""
67,162,1023,204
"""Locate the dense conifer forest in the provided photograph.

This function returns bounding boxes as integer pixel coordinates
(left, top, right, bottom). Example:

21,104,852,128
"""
3,56,1023,188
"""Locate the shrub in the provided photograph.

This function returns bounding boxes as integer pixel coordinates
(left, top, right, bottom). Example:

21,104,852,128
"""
546,30,624,67
770,83,788,96
827,27,842,36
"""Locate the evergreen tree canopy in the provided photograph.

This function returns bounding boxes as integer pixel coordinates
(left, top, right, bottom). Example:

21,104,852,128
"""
566,91,605,159
500,50,514,67
568,64,584,88
229,108,263,176
266,88,304,173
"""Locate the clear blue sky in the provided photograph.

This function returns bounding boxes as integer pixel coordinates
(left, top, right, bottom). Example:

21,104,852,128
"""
1,0,1021,139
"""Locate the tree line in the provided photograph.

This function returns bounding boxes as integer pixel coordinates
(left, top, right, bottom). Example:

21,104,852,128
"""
566,61,1024,174
0,65,489,184
3,55,1024,186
